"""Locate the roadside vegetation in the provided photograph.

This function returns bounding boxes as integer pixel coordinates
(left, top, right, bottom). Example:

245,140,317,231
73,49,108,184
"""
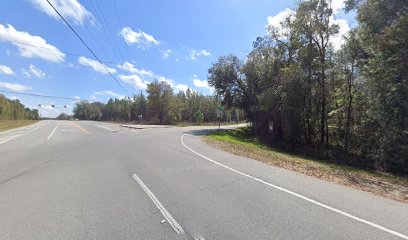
72,86,244,125
0,120,39,132
207,0,408,176
0,94,39,121
205,127,408,203
0,94,40,132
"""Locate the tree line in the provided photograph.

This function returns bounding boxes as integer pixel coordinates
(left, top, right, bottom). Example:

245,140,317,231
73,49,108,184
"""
208,0,407,174
73,80,244,124
0,94,39,120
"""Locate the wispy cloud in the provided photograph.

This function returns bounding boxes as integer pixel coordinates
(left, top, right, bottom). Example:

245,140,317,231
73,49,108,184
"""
185,48,211,61
175,84,189,92
94,90,125,99
193,76,213,92
22,64,46,78
78,56,116,74
0,24,65,63
160,49,172,58
120,27,160,48
29,0,95,25
118,74,150,90
0,64,14,75
0,81,31,92
118,61,177,90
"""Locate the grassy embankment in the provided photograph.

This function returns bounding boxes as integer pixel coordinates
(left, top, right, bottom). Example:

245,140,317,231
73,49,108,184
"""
0,120,39,132
205,127,408,203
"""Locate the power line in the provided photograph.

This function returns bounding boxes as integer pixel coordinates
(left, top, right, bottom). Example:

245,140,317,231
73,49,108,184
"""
113,0,132,61
0,89,83,101
0,38,197,81
62,0,112,63
88,0,123,63
46,0,130,96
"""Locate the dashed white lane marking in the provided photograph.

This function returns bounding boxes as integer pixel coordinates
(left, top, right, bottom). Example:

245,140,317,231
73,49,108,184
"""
95,125,116,132
132,173,185,235
47,124,58,140
181,133,408,240
0,123,44,145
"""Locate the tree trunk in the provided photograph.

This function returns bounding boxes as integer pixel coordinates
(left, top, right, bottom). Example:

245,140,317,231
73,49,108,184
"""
344,64,354,150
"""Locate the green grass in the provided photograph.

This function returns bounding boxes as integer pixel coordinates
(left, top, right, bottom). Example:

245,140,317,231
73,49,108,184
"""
208,127,266,148
207,127,408,184
0,120,39,132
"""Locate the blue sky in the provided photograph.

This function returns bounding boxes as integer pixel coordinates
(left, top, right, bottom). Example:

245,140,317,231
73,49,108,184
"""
0,0,353,117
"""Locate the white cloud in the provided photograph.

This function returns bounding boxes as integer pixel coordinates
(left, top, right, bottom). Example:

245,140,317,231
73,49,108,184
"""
266,8,294,37
186,48,211,61
0,81,31,92
193,78,209,88
193,78,214,92
175,84,188,92
0,24,65,63
0,65,14,75
120,27,160,48
117,61,180,90
117,61,136,73
332,0,345,14
157,76,174,87
22,64,46,78
117,61,155,77
331,18,350,51
78,56,116,74
118,74,150,90
38,104,62,118
94,90,124,99
266,5,350,51
29,0,95,25
161,49,172,58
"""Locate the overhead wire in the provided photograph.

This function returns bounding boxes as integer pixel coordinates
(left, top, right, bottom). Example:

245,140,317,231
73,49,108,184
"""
62,0,112,63
112,0,132,61
0,89,83,101
88,0,124,63
46,0,131,96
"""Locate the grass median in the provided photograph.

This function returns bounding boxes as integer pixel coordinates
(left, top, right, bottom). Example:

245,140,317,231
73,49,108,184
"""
0,120,39,132
204,127,408,203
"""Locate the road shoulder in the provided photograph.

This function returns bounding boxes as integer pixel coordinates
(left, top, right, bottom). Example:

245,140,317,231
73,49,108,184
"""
202,131,408,203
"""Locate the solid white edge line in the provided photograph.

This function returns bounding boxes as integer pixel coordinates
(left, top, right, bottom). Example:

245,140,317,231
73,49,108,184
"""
0,122,44,145
47,124,58,140
181,133,408,240
132,173,185,235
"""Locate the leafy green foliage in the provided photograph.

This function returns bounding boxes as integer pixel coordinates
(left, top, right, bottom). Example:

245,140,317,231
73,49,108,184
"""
207,0,408,175
0,94,39,120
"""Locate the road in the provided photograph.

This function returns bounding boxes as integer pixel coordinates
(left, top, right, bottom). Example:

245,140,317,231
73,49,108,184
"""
0,120,407,240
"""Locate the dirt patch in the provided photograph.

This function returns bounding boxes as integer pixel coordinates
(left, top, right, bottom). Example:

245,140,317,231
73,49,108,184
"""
203,137,408,203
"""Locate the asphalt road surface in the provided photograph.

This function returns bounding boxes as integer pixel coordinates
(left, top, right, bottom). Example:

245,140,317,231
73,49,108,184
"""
0,120,407,240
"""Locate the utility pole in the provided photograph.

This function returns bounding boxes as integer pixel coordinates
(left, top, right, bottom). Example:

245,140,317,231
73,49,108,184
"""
127,96,131,128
